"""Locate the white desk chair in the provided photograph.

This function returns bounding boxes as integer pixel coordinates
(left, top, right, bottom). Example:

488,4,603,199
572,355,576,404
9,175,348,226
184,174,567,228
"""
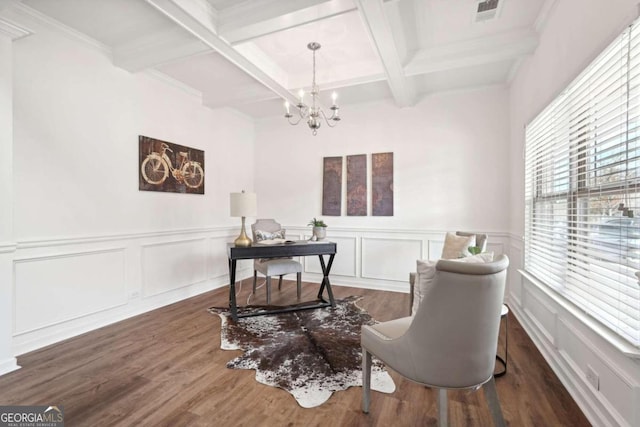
251,219,302,304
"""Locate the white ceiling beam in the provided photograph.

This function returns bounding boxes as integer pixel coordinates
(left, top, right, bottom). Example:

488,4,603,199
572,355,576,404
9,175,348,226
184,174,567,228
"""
405,29,539,76
220,0,356,45
145,0,299,107
113,27,209,72
354,0,415,107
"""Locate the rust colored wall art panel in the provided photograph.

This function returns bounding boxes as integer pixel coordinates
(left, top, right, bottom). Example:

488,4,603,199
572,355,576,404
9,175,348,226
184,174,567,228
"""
322,156,343,216
372,152,393,216
139,135,205,194
347,154,367,216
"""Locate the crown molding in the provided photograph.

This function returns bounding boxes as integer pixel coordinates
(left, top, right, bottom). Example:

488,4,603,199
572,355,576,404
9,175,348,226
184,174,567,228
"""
8,2,110,54
0,16,31,40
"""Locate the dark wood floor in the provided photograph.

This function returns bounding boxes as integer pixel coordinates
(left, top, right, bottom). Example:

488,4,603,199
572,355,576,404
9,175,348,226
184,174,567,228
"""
0,279,590,426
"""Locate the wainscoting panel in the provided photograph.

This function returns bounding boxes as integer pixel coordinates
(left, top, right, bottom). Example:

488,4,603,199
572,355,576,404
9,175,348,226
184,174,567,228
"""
428,239,444,261
511,233,640,427
556,318,635,425
361,237,422,282
522,283,557,347
14,248,127,334
142,238,208,297
304,236,357,278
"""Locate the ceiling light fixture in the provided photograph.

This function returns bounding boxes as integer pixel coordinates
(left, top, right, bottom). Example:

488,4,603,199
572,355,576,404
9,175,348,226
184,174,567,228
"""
283,42,340,136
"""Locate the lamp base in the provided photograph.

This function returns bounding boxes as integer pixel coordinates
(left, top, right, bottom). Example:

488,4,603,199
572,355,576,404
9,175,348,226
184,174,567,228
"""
234,217,252,247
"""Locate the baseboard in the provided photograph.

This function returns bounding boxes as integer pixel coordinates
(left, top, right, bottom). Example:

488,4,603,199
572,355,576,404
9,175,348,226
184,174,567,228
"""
0,357,20,376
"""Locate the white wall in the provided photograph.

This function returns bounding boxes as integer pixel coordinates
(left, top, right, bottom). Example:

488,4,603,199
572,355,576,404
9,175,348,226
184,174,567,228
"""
0,32,18,376
7,12,256,355
509,1,640,426
255,87,511,232
252,86,511,293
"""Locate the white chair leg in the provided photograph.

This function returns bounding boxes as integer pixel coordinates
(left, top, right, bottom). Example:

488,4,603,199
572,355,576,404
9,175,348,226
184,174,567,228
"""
484,377,506,427
266,276,271,304
437,388,448,427
362,347,372,413
296,272,301,300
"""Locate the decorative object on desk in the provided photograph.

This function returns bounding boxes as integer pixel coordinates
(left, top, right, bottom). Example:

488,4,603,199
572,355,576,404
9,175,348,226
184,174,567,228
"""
283,42,340,136
371,152,393,216
230,190,257,247
139,135,204,194
347,154,367,216
255,229,285,241
208,296,395,408
322,156,342,216
308,217,327,241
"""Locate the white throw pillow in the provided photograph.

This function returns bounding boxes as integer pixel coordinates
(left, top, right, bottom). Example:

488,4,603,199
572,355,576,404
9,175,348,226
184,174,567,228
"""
441,232,476,259
412,259,437,316
451,252,495,263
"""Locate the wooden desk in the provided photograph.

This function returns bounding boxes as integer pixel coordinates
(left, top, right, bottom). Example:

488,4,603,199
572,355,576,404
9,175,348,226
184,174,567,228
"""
227,241,337,320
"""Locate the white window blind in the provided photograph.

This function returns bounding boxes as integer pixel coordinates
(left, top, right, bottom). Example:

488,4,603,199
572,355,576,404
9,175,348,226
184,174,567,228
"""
525,18,640,347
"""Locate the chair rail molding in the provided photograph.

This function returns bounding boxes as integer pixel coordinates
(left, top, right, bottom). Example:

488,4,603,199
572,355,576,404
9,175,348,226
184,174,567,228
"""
0,242,17,254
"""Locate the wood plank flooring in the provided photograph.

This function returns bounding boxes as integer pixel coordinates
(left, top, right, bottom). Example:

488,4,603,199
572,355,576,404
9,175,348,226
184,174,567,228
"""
0,279,590,426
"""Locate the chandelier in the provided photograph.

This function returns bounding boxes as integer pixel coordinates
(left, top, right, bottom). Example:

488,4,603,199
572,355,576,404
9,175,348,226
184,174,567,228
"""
284,42,341,136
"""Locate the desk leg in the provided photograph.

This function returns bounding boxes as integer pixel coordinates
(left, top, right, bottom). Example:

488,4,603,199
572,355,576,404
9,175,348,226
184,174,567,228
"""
228,258,238,321
317,254,336,308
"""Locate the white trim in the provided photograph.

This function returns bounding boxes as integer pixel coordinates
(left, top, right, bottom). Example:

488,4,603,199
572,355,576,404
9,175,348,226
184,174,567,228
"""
558,317,638,389
0,242,17,254
10,2,111,54
0,358,20,376
509,302,620,427
16,226,236,249
519,269,640,358
0,17,31,40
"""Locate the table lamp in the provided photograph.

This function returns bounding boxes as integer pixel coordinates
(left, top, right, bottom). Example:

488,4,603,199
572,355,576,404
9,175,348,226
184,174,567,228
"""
230,190,257,247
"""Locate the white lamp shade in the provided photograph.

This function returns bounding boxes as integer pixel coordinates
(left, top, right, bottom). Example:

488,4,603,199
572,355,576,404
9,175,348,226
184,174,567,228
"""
230,192,257,217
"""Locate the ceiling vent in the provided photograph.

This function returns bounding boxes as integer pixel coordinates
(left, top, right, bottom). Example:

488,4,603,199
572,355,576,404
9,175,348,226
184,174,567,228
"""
474,0,502,22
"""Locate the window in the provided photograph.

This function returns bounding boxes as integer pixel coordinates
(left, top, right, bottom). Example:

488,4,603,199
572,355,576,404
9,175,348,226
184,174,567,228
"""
525,19,640,347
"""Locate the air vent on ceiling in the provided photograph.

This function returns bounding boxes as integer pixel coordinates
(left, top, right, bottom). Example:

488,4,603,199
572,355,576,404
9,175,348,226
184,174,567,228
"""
474,0,502,22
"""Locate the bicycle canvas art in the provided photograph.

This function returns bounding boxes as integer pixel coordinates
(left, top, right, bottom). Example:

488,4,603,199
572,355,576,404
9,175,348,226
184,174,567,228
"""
138,135,205,194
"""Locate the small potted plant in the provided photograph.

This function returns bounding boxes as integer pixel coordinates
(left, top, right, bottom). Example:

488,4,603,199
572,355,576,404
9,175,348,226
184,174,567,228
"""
308,217,328,241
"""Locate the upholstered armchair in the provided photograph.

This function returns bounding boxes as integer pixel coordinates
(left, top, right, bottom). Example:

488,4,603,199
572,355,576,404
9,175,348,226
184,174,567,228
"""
251,219,302,304
409,231,488,315
362,255,509,426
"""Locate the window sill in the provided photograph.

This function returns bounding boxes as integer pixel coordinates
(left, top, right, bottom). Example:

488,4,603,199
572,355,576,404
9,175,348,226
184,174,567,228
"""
518,269,640,359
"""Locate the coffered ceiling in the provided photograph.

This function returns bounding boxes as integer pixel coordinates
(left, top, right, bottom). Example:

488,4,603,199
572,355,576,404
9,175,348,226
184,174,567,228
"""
6,0,554,118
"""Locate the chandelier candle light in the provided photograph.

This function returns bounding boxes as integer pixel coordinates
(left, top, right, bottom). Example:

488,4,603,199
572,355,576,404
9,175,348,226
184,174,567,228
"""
230,190,257,247
284,42,341,136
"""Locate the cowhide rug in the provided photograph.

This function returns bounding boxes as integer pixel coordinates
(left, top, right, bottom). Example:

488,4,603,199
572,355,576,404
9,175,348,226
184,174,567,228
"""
208,296,396,408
